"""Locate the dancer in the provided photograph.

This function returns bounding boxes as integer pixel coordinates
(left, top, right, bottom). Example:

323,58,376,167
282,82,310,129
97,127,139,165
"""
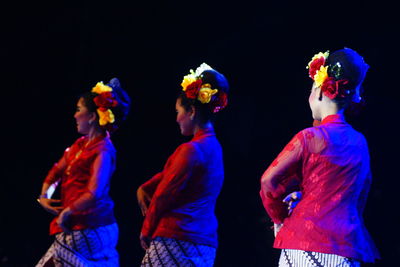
137,63,229,266
260,48,380,266
37,78,130,266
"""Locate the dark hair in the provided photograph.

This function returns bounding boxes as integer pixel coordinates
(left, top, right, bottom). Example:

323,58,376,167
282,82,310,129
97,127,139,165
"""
179,69,229,123
80,78,131,132
325,48,369,110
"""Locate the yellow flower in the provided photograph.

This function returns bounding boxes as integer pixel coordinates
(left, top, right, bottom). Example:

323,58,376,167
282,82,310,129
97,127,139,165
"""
197,86,218,104
97,109,115,126
92,82,113,94
307,51,329,69
314,65,329,87
181,72,197,91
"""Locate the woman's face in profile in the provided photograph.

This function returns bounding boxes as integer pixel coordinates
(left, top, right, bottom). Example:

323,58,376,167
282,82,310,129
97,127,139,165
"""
309,83,322,121
74,98,95,135
175,98,195,136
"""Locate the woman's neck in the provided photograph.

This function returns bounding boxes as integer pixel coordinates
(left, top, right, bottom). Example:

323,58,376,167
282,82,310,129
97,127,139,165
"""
193,121,213,135
87,126,105,142
320,106,344,121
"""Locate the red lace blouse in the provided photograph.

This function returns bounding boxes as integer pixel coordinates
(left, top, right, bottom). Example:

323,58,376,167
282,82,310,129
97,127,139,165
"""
45,134,116,235
260,114,380,262
140,127,224,248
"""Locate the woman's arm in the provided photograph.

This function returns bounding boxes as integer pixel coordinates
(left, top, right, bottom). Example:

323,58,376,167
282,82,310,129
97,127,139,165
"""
260,132,303,224
57,150,114,232
140,172,163,196
141,143,198,241
38,153,69,215
137,172,163,216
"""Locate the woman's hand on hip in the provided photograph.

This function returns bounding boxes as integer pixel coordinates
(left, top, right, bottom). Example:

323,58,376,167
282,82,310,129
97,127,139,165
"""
137,187,151,216
140,233,151,250
283,191,302,215
37,198,63,215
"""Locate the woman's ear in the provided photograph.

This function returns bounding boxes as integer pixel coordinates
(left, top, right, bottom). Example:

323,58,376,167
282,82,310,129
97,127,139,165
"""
89,111,98,124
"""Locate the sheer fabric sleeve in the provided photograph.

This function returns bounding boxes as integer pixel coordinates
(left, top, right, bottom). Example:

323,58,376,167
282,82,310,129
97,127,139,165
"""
69,149,115,212
43,147,70,185
139,172,163,198
260,132,304,224
141,143,198,238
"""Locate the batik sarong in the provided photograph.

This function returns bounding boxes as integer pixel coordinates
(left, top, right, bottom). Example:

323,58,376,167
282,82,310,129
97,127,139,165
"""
36,223,119,267
279,249,360,267
141,236,216,267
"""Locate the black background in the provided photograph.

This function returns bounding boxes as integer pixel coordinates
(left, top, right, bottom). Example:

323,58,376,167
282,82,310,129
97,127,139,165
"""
1,0,398,266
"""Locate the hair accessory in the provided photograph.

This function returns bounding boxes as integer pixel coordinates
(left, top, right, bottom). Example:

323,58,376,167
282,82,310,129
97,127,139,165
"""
181,63,227,112
307,51,349,100
91,82,118,126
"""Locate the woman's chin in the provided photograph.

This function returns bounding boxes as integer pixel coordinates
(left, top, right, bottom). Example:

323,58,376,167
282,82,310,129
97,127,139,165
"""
76,127,87,135
180,129,190,136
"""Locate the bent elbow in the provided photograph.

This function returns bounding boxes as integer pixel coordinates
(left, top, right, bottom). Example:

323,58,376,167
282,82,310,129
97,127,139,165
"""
261,172,275,193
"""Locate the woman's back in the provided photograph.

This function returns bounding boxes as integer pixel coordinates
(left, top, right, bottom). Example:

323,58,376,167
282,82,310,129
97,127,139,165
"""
275,114,378,262
153,128,224,247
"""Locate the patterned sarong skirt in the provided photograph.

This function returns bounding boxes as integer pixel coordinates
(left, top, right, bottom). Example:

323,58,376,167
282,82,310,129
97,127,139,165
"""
278,249,361,267
36,223,119,267
141,236,216,267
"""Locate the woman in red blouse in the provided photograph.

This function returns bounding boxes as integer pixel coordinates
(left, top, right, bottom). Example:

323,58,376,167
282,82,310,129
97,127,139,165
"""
36,78,130,266
260,48,380,266
137,63,229,266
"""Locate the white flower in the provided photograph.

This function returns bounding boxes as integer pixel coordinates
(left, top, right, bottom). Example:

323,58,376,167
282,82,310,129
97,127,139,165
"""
194,63,214,77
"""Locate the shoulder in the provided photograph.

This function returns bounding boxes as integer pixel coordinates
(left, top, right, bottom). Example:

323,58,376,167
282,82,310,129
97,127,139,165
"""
74,136,88,147
175,142,199,156
295,127,328,153
164,142,200,166
290,128,310,143
193,134,221,150
67,136,87,153
93,137,116,157
298,125,329,142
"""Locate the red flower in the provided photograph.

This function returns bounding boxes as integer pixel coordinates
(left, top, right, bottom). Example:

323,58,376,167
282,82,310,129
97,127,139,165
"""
321,78,349,99
185,79,202,99
212,91,228,113
308,57,325,79
336,79,349,97
94,92,118,109
321,77,338,99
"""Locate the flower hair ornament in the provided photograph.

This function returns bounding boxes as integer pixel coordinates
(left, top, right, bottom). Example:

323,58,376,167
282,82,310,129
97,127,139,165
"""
91,82,118,126
181,63,228,113
307,51,353,100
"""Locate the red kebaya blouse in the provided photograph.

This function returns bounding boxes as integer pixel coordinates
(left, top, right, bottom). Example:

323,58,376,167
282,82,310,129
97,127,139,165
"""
140,127,224,248
260,114,380,262
45,134,116,235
